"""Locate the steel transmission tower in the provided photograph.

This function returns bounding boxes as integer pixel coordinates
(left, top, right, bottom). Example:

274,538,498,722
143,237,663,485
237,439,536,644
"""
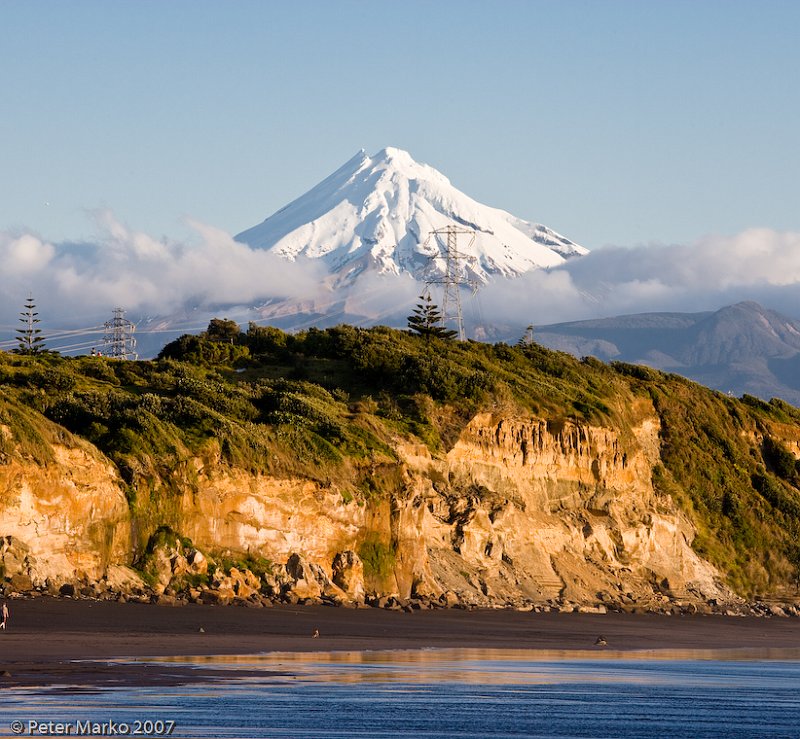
103,308,138,359
422,226,476,341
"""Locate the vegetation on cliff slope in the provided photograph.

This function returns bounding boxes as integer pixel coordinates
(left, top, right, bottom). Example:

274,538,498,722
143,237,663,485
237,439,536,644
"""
1,321,800,597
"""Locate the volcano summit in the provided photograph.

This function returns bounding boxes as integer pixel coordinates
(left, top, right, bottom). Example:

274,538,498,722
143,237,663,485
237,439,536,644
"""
235,147,587,288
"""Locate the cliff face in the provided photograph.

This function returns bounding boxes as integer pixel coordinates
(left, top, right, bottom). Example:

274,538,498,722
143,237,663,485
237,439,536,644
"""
178,473,364,567
0,435,131,587
424,411,726,606
0,397,735,609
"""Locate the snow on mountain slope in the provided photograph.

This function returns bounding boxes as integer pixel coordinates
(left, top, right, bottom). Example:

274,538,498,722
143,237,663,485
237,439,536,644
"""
235,147,587,287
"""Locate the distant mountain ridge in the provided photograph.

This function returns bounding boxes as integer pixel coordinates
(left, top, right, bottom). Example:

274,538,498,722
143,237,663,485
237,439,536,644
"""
537,301,800,404
236,147,587,288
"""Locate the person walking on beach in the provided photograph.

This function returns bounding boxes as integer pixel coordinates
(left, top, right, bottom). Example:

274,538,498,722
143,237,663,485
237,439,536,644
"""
1,601,8,630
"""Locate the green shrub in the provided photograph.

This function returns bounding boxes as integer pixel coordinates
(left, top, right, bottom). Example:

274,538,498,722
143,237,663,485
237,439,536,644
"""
762,437,798,481
357,536,396,580
753,473,800,518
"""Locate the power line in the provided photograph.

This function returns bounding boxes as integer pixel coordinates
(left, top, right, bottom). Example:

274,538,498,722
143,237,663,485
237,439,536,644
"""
48,340,103,355
0,324,106,353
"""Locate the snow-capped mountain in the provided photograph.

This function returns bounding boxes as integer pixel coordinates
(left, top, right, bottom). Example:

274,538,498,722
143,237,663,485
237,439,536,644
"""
235,147,587,287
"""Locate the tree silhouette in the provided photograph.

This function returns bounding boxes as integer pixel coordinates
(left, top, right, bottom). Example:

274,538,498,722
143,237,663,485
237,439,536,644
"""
14,295,46,355
407,292,456,340
517,324,535,347
205,318,241,343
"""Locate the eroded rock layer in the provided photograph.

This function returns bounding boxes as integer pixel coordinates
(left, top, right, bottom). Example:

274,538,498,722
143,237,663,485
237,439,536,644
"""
0,402,740,611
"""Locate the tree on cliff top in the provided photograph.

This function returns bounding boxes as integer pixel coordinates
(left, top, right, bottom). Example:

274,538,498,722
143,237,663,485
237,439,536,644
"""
407,292,456,340
205,318,242,344
14,294,47,355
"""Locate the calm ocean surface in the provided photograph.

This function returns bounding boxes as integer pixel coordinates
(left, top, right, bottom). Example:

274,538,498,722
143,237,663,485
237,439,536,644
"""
4,650,800,738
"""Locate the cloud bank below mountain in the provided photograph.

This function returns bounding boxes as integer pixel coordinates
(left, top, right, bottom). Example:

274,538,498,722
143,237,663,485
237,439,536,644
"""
1,215,799,336
477,228,800,328
0,211,325,325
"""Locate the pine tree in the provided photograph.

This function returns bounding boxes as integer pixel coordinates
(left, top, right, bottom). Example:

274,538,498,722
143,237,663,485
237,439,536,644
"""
517,324,535,347
407,292,457,340
14,295,46,355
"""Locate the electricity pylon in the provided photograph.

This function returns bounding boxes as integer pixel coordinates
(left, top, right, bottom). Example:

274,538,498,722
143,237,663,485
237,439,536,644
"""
422,226,476,341
103,308,138,359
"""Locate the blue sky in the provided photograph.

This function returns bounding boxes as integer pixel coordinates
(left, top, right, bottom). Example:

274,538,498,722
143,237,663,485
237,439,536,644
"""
3,0,799,250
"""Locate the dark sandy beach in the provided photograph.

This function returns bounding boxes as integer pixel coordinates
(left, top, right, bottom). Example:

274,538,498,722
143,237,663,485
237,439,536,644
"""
1,597,800,689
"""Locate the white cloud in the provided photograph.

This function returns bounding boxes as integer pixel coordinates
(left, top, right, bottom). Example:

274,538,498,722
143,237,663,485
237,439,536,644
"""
342,271,421,324
1,218,799,349
0,233,55,276
0,212,327,325
476,228,800,329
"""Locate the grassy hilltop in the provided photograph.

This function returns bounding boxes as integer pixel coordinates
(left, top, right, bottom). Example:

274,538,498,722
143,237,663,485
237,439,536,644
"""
2,321,800,598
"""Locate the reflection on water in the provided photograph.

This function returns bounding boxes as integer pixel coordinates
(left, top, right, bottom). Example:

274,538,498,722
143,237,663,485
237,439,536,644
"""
5,650,800,738
155,645,800,664
143,646,800,687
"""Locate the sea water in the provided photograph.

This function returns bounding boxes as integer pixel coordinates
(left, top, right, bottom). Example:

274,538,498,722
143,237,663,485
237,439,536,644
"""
4,650,800,738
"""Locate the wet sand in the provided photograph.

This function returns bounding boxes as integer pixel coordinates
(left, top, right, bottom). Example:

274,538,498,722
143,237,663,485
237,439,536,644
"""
1,597,799,688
